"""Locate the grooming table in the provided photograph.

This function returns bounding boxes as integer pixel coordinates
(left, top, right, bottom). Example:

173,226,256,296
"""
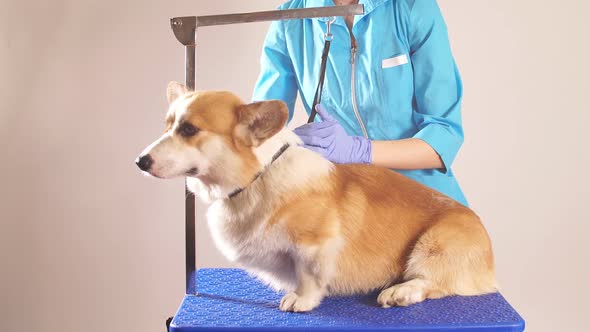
166,5,525,332
169,269,524,332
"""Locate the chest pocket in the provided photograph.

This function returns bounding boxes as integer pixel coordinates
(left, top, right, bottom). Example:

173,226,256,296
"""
379,52,413,98
382,54,408,69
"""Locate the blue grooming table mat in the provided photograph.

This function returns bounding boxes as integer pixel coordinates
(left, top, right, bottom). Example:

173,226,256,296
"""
170,268,524,332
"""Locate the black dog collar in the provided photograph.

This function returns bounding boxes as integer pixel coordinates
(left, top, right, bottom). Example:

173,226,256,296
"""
227,143,290,199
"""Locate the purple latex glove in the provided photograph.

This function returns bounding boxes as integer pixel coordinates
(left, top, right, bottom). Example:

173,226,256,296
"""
293,104,372,164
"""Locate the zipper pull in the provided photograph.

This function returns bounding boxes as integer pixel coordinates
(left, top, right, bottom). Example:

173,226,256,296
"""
350,47,357,64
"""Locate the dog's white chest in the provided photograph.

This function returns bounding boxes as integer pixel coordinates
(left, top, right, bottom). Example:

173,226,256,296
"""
206,201,290,267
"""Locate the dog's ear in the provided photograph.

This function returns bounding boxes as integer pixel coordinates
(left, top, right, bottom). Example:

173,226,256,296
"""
234,100,289,147
167,81,189,104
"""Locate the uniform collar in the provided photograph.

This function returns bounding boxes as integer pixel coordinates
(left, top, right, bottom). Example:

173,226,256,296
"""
304,0,387,16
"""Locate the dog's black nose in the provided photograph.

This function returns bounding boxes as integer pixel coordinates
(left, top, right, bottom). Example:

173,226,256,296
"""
136,154,153,171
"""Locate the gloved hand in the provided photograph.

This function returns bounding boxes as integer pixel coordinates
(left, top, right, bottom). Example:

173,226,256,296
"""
293,104,372,164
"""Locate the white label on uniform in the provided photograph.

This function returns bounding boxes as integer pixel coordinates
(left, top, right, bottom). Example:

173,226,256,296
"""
382,54,408,69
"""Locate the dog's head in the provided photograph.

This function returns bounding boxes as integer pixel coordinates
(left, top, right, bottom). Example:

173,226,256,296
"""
136,81,289,198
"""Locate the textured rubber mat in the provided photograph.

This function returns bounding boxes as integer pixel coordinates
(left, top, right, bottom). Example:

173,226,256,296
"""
170,268,524,331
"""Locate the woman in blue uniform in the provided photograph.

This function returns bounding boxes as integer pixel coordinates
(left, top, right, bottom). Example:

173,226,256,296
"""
253,0,468,206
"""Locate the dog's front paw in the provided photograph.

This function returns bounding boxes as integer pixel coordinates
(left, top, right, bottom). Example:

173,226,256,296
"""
279,292,320,312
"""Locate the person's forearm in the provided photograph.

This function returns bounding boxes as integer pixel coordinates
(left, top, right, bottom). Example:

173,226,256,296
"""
371,138,444,170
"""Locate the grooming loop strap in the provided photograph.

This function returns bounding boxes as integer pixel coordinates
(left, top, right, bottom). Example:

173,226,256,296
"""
308,17,336,123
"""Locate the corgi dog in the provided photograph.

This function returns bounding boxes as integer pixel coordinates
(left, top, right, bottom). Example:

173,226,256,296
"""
136,82,497,312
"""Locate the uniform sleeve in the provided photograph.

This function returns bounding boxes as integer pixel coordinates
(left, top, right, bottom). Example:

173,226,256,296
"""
252,19,299,123
408,0,464,174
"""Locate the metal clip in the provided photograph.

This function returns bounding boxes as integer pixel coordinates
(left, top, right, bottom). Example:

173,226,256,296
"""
324,16,336,41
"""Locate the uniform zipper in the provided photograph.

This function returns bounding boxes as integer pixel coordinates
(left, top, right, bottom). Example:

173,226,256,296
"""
350,37,369,138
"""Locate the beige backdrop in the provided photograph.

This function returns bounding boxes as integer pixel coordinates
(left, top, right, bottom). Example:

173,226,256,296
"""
1,1,589,331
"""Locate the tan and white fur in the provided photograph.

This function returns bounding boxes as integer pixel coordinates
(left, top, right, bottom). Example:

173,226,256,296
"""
136,82,497,312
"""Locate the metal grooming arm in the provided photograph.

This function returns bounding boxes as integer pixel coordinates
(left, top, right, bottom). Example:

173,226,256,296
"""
169,4,364,295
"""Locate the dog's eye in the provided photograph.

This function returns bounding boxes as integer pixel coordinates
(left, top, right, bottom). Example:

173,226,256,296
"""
178,122,198,137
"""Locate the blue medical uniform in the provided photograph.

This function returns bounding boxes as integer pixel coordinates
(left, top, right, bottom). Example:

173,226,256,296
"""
252,0,468,206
